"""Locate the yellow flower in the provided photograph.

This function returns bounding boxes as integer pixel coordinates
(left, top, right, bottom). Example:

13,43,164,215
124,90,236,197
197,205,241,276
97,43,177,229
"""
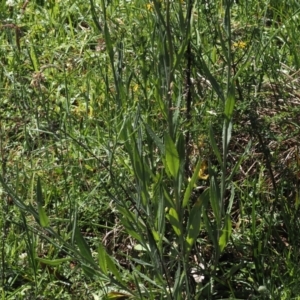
233,41,246,49
198,160,209,180
146,2,154,11
133,84,139,92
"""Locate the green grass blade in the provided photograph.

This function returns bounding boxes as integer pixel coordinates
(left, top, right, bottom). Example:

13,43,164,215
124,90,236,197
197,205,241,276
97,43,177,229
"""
145,123,165,154
74,226,96,271
219,214,232,253
36,177,49,228
28,44,39,71
227,140,251,183
224,89,235,119
164,133,180,179
183,159,202,208
167,208,181,236
209,173,221,227
98,243,108,275
36,257,72,266
222,119,233,150
185,198,202,253
209,126,222,165
199,57,225,102
0,175,40,222
89,0,103,32
98,244,124,284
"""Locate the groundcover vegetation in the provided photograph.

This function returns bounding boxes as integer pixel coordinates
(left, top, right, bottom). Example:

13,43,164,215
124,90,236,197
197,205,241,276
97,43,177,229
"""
1,0,300,299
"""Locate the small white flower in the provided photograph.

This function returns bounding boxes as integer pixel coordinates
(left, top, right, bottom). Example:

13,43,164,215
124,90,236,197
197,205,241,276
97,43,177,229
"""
6,0,16,7
19,253,27,259
191,264,205,283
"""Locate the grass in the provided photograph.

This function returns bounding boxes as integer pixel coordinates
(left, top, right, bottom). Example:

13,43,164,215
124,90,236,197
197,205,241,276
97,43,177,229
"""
1,0,300,299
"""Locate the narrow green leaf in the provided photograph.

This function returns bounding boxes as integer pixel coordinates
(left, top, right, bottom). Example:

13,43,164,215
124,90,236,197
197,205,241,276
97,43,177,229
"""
132,145,144,181
226,185,235,214
29,45,39,71
173,264,182,298
98,244,123,283
164,186,175,209
164,133,180,179
226,261,245,279
131,266,164,289
176,131,185,162
145,123,165,154
106,289,131,299
172,94,183,134
209,173,221,227
37,206,49,228
223,3,231,35
209,126,222,165
216,24,229,61
146,227,161,271
183,159,202,208
185,199,202,253
211,46,217,63
219,214,232,253
162,157,172,179
151,229,160,243
36,177,44,206
36,257,71,266
201,189,218,247
104,254,121,282
103,19,113,61
0,178,25,211
74,226,95,266
199,57,225,102
81,265,97,278
134,244,148,252
222,119,233,150
0,176,40,222
178,0,185,31
153,0,167,30
224,91,235,119
167,208,181,236
227,140,251,183
98,244,108,275
173,40,188,70
156,180,166,239
120,212,145,243
36,177,49,228
89,0,102,32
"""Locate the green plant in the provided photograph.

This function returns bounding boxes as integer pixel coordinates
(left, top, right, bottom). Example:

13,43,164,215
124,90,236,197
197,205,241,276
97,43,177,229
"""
1,0,300,299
